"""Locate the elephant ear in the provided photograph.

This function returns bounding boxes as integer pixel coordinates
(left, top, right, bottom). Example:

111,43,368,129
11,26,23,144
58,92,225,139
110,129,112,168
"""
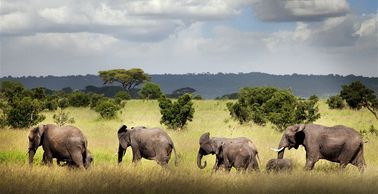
29,126,42,148
296,124,306,132
117,125,129,148
199,132,210,144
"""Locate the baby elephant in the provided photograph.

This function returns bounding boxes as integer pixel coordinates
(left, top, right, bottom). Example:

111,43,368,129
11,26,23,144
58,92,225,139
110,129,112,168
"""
222,141,260,172
266,159,293,172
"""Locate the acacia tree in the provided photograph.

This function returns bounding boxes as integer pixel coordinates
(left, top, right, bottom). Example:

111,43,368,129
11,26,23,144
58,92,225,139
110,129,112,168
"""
98,68,150,92
340,81,378,119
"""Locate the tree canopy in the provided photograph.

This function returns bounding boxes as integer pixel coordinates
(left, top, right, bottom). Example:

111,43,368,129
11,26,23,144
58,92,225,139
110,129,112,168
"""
98,68,150,91
227,87,320,131
340,81,378,119
139,82,163,100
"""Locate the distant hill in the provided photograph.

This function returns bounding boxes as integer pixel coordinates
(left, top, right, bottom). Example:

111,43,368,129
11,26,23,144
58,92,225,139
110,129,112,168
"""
1,73,377,99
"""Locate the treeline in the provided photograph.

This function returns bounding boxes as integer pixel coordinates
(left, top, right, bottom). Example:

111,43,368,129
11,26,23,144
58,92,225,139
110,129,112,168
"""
1,73,377,98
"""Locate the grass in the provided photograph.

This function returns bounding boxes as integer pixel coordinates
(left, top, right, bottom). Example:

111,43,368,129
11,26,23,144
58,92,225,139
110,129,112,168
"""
0,100,378,194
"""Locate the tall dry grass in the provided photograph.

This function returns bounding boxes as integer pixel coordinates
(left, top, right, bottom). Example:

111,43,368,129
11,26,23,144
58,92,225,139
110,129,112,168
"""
0,100,377,194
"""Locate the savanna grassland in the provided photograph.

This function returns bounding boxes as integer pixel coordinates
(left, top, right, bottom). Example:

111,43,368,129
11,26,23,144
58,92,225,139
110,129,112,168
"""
0,100,377,194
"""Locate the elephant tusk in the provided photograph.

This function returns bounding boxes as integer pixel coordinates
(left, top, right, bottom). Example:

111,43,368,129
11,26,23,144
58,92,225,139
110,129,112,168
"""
271,147,285,152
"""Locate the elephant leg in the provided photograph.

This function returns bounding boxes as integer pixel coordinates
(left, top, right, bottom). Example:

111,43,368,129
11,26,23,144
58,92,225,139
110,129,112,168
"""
41,152,48,165
43,152,53,166
156,153,170,168
339,163,348,171
70,151,85,169
304,159,317,170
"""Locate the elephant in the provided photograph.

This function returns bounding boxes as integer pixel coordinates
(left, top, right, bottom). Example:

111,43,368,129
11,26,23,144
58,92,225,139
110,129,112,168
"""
271,124,366,172
117,125,178,167
56,149,93,169
28,124,90,169
266,159,293,173
197,132,259,172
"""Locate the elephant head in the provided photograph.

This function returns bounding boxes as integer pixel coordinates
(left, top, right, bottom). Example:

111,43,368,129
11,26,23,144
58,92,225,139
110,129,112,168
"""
197,132,222,169
28,125,47,165
117,125,130,163
272,124,306,159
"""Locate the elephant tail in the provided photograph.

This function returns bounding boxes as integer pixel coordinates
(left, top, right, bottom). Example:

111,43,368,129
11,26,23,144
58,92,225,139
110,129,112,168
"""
171,144,178,166
82,142,88,167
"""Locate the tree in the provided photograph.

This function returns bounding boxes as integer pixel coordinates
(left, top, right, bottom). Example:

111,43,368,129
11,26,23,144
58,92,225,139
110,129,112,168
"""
98,68,150,91
326,95,345,109
0,81,30,103
158,94,195,130
227,87,320,131
340,81,378,119
5,97,45,128
168,87,196,98
139,82,163,99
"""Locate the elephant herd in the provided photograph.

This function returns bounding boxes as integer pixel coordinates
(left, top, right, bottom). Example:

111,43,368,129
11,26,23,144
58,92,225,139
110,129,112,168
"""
27,123,366,172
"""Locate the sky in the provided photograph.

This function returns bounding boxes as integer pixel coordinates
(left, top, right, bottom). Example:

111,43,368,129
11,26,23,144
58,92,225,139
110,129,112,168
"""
0,0,377,77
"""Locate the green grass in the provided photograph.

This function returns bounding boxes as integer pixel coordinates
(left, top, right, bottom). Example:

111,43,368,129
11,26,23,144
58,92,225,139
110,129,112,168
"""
1,100,378,194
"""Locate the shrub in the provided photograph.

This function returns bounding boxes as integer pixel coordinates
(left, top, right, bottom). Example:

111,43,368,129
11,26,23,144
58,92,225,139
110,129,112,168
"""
5,97,45,128
53,108,75,126
327,95,345,109
0,81,30,103
68,92,90,107
88,93,106,109
44,99,58,111
158,94,195,130
227,87,320,131
115,91,131,100
193,95,203,100
94,99,122,119
139,82,163,100
57,98,69,109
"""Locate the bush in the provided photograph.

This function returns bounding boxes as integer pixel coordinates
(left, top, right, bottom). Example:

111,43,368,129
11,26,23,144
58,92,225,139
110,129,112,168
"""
158,94,195,130
57,98,69,109
53,108,75,126
44,98,58,111
88,93,106,109
227,87,320,131
139,82,163,100
193,95,203,100
0,81,30,103
327,95,345,109
5,97,45,128
94,99,122,119
68,92,90,107
115,91,131,100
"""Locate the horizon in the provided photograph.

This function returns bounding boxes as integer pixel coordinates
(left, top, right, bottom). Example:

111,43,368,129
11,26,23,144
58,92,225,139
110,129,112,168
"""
1,71,378,79
1,0,377,77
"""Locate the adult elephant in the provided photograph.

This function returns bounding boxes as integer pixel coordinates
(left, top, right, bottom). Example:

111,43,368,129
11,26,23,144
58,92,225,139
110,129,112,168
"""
197,132,259,171
272,124,365,172
117,125,177,167
28,124,91,169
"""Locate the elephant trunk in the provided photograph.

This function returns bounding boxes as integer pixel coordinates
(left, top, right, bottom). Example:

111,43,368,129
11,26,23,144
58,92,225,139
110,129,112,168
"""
28,149,36,165
277,148,285,159
118,144,126,163
276,136,288,159
197,149,207,169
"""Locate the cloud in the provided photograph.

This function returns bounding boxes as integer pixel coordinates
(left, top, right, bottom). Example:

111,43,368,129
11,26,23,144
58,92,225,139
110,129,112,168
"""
0,0,250,41
252,0,350,22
